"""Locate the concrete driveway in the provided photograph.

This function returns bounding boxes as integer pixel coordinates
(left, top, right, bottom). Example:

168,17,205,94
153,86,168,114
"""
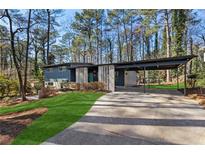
43,89,205,145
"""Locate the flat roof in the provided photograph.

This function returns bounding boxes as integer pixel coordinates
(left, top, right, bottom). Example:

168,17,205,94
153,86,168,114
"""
43,55,196,70
43,62,94,68
114,55,197,70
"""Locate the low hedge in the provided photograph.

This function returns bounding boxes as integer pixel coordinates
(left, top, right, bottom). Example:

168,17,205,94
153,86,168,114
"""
61,82,106,92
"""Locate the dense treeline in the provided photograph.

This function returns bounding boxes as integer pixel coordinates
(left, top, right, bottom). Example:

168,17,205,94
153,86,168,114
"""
0,9,205,100
68,10,201,62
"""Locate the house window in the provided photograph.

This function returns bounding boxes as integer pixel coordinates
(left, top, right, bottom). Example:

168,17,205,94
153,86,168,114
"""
59,66,67,71
47,68,54,72
48,82,53,86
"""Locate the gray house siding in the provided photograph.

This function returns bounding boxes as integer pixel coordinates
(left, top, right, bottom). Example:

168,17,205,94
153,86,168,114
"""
44,67,72,81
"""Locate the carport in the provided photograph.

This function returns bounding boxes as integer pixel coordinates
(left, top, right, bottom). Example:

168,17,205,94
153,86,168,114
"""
115,55,197,95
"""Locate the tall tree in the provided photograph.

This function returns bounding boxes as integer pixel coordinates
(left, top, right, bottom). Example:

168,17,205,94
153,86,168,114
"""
164,9,172,82
23,9,32,95
107,10,123,62
46,9,51,64
172,9,187,56
71,10,96,63
3,10,26,100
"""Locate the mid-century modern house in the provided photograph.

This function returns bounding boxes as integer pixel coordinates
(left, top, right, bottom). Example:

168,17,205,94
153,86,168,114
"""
43,55,196,95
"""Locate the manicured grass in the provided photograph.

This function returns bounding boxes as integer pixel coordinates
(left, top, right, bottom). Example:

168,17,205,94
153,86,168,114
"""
145,83,184,90
0,92,104,145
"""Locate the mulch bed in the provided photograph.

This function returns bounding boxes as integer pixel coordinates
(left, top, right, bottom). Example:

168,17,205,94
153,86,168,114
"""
177,87,205,107
0,100,30,108
188,94,205,107
178,87,205,95
0,97,37,108
0,108,48,145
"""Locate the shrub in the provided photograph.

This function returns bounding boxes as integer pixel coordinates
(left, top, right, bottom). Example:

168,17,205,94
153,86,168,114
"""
76,83,81,91
26,82,33,95
48,87,58,96
60,82,80,91
34,82,43,93
81,82,89,90
197,79,205,88
1,97,16,104
7,80,19,96
81,82,105,91
60,82,105,92
196,70,205,88
98,82,105,91
0,75,19,97
61,82,70,89
90,82,99,90
38,87,58,99
0,78,6,97
38,87,51,99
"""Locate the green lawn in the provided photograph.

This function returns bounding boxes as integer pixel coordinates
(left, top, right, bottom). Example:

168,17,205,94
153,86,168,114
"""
145,83,184,90
0,92,104,145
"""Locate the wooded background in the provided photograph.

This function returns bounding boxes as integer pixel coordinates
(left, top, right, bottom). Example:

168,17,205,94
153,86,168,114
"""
0,9,205,99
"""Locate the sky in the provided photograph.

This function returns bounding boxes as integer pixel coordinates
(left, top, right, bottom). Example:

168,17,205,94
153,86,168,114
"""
56,9,205,38
0,9,79,39
1,9,205,42
57,9,79,36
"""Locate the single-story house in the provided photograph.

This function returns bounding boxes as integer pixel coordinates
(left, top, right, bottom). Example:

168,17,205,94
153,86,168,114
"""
43,55,196,95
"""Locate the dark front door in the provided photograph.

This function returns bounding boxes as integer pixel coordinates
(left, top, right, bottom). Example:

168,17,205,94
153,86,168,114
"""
88,67,98,82
115,70,124,86
70,69,76,82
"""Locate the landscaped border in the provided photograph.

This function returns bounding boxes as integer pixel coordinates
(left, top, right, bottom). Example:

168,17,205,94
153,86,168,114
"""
0,92,104,144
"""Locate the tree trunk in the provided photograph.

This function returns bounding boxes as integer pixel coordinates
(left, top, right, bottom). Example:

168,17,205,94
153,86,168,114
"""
34,44,38,75
5,9,26,101
145,35,150,58
96,11,100,64
130,16,134,61
42,41,46,65
83,42,86,63
108,39,112,63
201,35,205,46
165,10,172,82
142,32,145,60
154,32,158,54
0,46,2,75
88,28,92,63
188,37,193,75
96,33,99,64
122,11,129,61
117,25,122,62
100,16,103,64
46,9,51,64
23,9,32,96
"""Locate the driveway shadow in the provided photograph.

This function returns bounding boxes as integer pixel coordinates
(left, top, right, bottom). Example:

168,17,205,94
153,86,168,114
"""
93,101,203,110
80,115,205,127
45,129,175,145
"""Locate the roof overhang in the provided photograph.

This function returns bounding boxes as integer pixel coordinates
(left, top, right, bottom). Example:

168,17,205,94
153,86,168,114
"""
43,63,94,69
115,55,196,70
42,55,197,70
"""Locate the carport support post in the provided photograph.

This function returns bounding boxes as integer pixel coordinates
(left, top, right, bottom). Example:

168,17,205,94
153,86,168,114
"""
177,67,179,89
184,63,187,96
143,67,146,93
